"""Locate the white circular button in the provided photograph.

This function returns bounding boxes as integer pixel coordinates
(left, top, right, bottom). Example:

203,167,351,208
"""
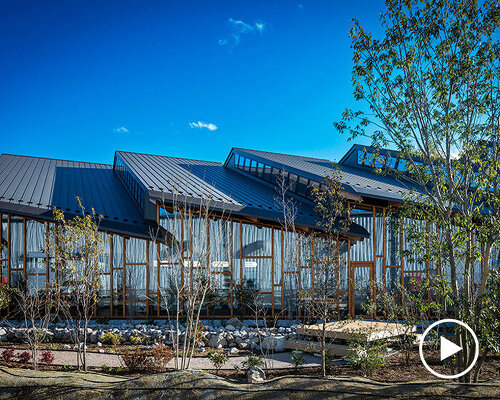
419,318,479,379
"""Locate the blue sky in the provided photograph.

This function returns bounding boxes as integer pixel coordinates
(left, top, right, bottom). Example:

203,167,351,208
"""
0,0,385,165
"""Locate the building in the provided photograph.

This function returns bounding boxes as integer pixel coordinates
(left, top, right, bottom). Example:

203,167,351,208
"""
0,145,492,319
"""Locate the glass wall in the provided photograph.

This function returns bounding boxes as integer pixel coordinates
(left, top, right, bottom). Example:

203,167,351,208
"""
4,199,484,319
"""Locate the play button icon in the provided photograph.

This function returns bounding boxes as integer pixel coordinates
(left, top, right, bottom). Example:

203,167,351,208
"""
440,336,462,361
419,319,479,379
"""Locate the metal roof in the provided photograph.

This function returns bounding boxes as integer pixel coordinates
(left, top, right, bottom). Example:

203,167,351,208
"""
0,153,152,238
115,151,369,237
229,147,421,202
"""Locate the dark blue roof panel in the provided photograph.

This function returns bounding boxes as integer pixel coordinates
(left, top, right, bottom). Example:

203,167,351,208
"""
229,147,421,201
115,150,369,237
0,153,151,238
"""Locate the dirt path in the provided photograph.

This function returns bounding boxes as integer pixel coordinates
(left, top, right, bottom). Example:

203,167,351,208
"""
0,367,499,400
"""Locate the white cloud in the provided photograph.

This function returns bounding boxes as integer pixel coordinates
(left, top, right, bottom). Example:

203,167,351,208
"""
218,18,266,47
113,126,129,133
189,121,218,131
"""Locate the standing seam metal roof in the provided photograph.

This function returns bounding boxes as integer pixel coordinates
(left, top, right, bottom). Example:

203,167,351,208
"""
0,153,145,228
230,147,420,201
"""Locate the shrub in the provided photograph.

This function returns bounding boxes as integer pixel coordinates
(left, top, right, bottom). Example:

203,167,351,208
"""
347,340,388,377
96,317,110,325
130,333,147,345
41,350,54,364
324,347,337,369
290,350,305,369
62,364,73,371
1,348,15,363
122,348,151,372
100,331,123,346
101,364,112,373
46,343,59,351
17,351,31,364
241,355,264,370
207,350,228,374
150,344,171,370
122,344,171,372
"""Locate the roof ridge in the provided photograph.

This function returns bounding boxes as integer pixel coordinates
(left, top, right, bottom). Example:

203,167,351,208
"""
0,153,112,167
233,147,333,162
116,150,222,165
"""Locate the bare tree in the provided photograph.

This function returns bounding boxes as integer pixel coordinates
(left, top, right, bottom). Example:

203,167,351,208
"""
13,282,57,370
151,188,229,370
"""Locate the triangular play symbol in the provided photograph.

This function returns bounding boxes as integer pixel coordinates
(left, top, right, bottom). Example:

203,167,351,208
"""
440,336,462,361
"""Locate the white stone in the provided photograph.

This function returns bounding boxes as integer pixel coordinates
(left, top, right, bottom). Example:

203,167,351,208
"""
247,366,266,383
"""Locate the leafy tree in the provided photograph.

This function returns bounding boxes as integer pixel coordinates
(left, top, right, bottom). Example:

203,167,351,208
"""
46,197,105,372
311,169,351,377
337,0,500,382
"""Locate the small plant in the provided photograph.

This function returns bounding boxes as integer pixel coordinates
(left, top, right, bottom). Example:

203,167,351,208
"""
347,340,388,377
100,331,123,346
241,355,264,370
17,351,31,364
130,333,146,345
122,348,150,372
1,348,15,363
62,364,73,371
207,350,228,374
290,349,305,369
101,364,112,373
46,343,60,351
324,347,337,369
150,344,171,371
41,350,55,364
112,366,123,374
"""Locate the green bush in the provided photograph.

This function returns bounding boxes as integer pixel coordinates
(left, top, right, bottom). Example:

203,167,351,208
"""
241,355,264,370
347,340,388,377
290,350,305,369
101,364,112,373
130,333,147,345
100,332,123,346
207,350,228,374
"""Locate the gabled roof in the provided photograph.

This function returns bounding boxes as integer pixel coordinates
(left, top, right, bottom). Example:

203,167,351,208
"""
0,153,153,238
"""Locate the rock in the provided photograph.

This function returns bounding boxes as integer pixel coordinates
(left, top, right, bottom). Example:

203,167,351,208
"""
260,335,286,352
98,349,105,354
247,366,266,383
89,331,98,343
228,347,239,355
225,325,235,331
225,318,244,329
208,334,227,348
97,342,102,347
63,344,71,350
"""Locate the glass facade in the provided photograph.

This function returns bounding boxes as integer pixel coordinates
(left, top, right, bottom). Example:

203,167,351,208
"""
0,198,491,319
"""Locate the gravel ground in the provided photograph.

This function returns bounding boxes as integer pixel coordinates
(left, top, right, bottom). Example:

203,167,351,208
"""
0,346,322,370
